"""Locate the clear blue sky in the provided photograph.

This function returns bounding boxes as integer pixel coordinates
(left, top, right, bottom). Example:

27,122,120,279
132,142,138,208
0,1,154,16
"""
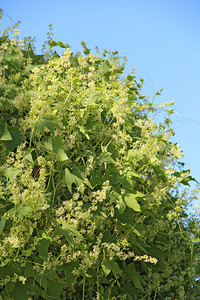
1,0,200,184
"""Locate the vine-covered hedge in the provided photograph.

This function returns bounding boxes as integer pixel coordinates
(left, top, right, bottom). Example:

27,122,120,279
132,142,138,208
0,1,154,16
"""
0,11,200,299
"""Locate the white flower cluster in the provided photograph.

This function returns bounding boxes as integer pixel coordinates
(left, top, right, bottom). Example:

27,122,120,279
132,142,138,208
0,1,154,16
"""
134,254,157,264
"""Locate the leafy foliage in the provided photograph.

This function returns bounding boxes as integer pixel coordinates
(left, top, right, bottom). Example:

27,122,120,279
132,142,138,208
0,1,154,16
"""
0,10,200,299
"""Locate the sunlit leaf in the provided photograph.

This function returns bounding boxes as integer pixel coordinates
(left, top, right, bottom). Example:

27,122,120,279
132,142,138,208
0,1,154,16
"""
56,148,69,161
17,205,33,220
0,123,12,141
150,156,162,166
54,222,84,242
51,136,69,161
24,149,34,162
84,91,102,106
81,41,90,54
126,170,141,178
99,61,110,80
96,152,115,165
49,39,68,48
78,125,90,140
118,196,126,214
65,167,83,193
5,167,21,181
62,222,84,240
124,193,142,212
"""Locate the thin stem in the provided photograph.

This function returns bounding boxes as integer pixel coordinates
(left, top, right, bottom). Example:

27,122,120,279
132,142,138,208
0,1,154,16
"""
82,277,85,300
64,82,73,105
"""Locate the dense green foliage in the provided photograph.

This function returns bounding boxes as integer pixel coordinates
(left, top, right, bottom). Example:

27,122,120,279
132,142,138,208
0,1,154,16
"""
0,11,200,299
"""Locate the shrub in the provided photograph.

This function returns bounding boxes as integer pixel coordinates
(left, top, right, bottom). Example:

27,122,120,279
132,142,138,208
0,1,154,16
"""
0,11,200,299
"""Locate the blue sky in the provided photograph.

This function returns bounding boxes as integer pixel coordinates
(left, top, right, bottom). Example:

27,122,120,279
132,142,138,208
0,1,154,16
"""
1,0,200,184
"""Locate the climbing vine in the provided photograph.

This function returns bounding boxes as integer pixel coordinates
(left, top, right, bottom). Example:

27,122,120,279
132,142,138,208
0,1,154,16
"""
0,10,200,299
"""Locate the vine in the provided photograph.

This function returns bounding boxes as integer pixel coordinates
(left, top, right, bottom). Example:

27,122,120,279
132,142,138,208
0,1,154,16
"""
0,10,200,299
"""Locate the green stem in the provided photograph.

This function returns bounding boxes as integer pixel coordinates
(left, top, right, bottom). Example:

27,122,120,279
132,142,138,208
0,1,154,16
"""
82,277,85,300
29,127,35,149
97,261,100,298
64,82,73,105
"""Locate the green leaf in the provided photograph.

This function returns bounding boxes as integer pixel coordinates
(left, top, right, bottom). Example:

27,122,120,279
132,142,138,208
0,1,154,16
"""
22,43,45,64
126,170,141,178
126,149,143,162
125,263,144,290
3,129,22,154
0,123,12,141
35,118,61,135
90,169,104,187
8,205,32,220
72,165,87,180
24,149,34,162
54,222,84,241
124,192,143,212
51,136,69,161
64,168,74,193
58,262,79,286
102,231,117,243
84,91,102,106
173,170,197,186
5,281,15,294
47,280,64,300
49,39,68,49
0,216,6,235
77,125,90,140
37,238,50,260
17,205,33,220
0,35,9,45
62,222,84,239
42,137,53,151
7,207,17,217
9,279,42,300
99,61,110,80
13,72,21,84
123,282,137,298
24,262,37,278
129,234,149,253
96,152,115,166
5,167,21,181
121,176,134,190
114,192,126,214
101,258,122,277
148,242,166,267
150,156,162,166
65,168,83,193
81,41,90,54
35,269,58,290
54,224,73,243
51,51,60,59
24,279,42,296
9,282,28,300
51,135,63,152
101,259,111,276
56,148,69,161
